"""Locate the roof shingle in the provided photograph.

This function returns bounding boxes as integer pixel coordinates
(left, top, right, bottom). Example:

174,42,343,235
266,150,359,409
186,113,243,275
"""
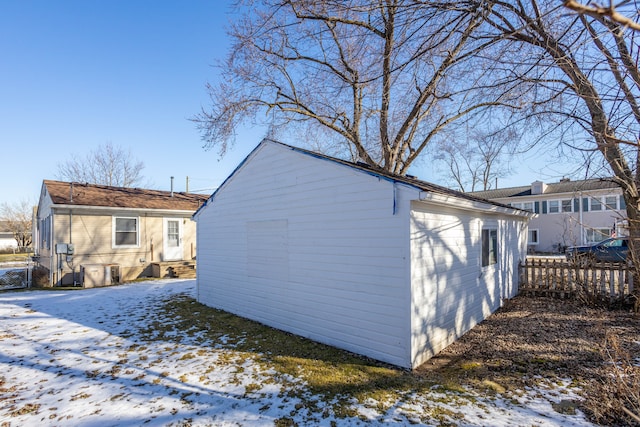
43,180,209,211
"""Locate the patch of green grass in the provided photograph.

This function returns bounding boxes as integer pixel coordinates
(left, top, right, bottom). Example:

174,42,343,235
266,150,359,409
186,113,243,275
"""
0,253,31,263
142,293,481,421
146,293,604,425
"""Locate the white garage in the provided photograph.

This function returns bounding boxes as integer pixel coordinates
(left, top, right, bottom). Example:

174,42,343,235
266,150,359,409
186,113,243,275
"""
193,139,532,369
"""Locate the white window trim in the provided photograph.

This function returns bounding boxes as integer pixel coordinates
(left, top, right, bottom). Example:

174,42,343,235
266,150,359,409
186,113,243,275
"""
561,199,573,213
585,227,611,244
481,228,498,268
604,195,618,210
590,197,603,211
528,229,539,245
112,216,140,248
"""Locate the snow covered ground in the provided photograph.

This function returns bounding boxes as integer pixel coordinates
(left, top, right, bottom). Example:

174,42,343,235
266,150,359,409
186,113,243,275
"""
0,279,596,426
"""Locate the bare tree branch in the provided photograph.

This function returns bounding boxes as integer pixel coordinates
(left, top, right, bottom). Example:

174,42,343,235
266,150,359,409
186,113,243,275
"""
55,142,147,188
564,0,640,31
0,199,33,250
194,0,516,174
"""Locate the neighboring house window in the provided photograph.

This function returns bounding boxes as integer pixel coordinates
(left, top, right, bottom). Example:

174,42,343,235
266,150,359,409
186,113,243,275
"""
113,217,139,247
40,216,51,250
510,202,533,212
561,199,572,213
586,228,610,243
548,200,560,213
528,229,539,245
591,197,602,211
604,195,617,210
482,229,498,267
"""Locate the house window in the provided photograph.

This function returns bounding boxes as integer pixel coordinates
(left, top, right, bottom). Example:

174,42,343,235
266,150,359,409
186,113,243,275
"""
561,199,572,212
585,228,610,244
40,216,51,250
510,202,522,209
528,229,539,245
548,200,560,213
113,217,139,247
591,197,602,211
604,196,617,210
522,202,534,212
482,229,498,267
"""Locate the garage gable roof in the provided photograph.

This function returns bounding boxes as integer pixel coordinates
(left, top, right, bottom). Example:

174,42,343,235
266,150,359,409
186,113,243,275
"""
43,180,209,211
194,139,527,218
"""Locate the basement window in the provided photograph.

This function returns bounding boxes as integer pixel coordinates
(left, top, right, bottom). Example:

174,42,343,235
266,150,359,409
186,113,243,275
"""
482,229,498,267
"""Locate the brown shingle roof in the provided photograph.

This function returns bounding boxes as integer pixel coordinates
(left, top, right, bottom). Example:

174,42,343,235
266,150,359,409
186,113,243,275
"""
43,180,209,211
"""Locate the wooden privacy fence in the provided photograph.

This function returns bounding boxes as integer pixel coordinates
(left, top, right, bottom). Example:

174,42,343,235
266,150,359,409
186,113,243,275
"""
519,258,634,306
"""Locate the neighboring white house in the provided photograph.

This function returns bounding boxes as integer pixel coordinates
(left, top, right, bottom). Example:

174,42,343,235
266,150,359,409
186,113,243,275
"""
470,178,626,253
193,139,533,369
0,221,18,251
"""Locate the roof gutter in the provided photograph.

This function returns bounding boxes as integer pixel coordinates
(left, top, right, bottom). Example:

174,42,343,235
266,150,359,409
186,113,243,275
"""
51,205,197,216
419,191,536,219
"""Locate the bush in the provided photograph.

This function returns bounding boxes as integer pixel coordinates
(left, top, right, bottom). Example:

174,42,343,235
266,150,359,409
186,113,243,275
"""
31,267,50,287
584,330,640,426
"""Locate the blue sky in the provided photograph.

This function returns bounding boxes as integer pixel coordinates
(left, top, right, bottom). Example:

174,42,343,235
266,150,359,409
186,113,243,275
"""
0,1,568,207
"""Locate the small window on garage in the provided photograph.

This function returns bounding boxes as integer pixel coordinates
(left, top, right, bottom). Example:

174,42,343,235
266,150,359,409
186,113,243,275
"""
482,229,498,267
528,229,539,245
113,216,139,247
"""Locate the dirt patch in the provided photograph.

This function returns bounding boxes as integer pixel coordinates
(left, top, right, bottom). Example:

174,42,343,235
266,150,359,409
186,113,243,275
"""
416,295,640,424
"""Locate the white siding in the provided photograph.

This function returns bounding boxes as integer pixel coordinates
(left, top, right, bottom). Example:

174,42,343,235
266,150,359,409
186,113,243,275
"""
409,201,526,368
196,142,414,367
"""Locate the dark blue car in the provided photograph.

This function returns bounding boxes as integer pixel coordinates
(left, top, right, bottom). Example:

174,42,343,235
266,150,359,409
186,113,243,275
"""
565,237,629,262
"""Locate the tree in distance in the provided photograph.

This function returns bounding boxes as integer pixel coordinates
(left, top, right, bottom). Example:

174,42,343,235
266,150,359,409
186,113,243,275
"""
56,142,146,188
0,199,33,251
433,120,520,192
195,0,517,175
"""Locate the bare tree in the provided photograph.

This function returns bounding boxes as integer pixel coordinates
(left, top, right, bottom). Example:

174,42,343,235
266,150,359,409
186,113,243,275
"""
195,0,515,175
56,142,146,187
0,199,33,251
482,0,640,300
434,122,518,191
564,0,640,31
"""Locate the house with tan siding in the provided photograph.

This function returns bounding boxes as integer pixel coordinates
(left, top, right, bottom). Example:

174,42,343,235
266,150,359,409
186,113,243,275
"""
34,180,208,287
193,139,533,369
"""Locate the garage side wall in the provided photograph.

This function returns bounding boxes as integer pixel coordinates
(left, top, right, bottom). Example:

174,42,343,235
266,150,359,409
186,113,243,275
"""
409,201,527,368
196,143,415,368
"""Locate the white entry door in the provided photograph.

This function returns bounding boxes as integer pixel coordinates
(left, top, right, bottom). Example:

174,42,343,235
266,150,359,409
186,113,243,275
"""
163,218,183,261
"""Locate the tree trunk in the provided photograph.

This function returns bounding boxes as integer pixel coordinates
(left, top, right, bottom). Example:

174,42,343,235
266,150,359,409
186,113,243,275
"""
623,190,640,311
